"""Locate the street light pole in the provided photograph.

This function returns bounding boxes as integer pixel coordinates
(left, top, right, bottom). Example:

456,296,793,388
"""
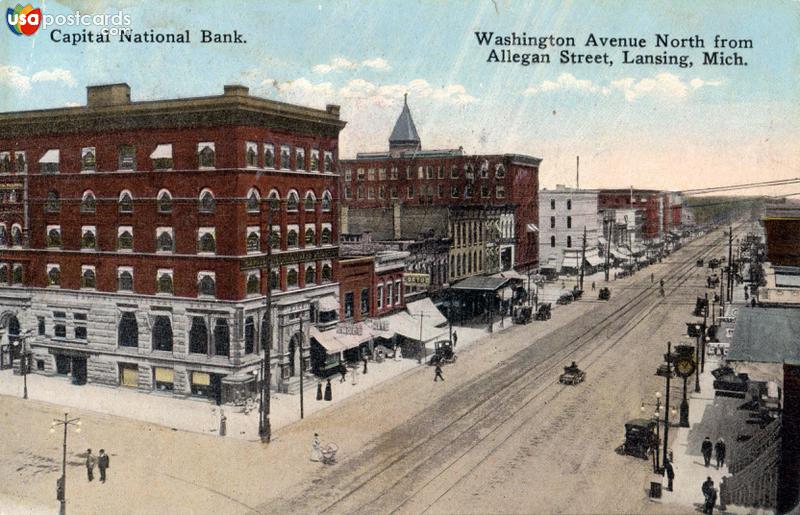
51,413,80,515
259,199,274,443
662,341,672,469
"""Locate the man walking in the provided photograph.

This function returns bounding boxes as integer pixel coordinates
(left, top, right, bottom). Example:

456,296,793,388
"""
452,331,458,348
338,363,347,383
362,355,368,375
706,485,718,514
701,436,713,466
85,449,95,482
434,364,444,382
651,273,654,284
97,449,109,483
664,458,675,491
702,477,713,511
715,438,726,469
591,281,596,291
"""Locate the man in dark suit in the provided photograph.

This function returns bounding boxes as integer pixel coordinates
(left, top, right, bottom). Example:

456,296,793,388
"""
97,449,110,483
701,437,713,466
664,459,675,491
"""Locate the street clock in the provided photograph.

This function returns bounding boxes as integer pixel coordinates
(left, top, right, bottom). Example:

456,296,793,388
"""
674,356,696,378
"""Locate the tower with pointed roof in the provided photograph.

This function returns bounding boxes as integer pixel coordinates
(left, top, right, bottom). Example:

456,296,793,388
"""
388,93,421,157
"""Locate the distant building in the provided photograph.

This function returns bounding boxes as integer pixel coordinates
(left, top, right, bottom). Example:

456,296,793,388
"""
339,96,541,281
538,186,602,274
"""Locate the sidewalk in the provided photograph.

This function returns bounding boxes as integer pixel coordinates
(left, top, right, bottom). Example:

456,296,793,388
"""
0,322,501,442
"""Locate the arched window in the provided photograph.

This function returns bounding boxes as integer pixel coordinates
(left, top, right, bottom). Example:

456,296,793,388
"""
244,316,255,354
322,263,332,281
304,191,316,211
81,268,96,288
286,190,299,211
246,188,260,212
48,266,60,286
118,270,133,291
198,233,216,253
118,230,133,250
305,228,315,245
198,143,215,168
305,265,315,285
287,229,299,247
268,189,280,211
246,231,260,252
321,190,332,212
157,190,172,213
47,228,61,247
81,191,96,213
321,227,332,245
198,275,216,297
11,225,22,246
81,229,96,249
198,189,215,213
157,273,173,294
214,319,230,357
118,190,133,213
287,268,298,287
246,273,260,294
152,316,173,352
189,317,208,354
118,312,138,347
157,231,174,252
46,190,60,213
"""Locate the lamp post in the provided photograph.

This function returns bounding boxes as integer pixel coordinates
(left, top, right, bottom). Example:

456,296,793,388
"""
694,336,701,394
11,329,34,399
50,413,81,515
641,391,663,472
657,341,675,468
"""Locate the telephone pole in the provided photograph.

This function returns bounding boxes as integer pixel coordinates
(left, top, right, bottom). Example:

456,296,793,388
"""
579,226,587,291
604,217,611,282
727,226,734,303
259,202,274,442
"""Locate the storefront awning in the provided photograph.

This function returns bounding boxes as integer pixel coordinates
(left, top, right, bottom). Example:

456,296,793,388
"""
385,312,446,342
526,223,539,233
317,295,339,312
39,149,59,163
406,297,448,327
452,276,510,292
149,144,173,159
310,326,368,354
586,254,604,267
492,269,526,281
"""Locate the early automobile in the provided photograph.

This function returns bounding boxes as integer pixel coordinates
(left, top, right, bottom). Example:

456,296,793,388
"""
598,287,611,300
696,259,704,267
513,305,532,324
559,362,585,385
572,289,584,300
623,419,659,459
535,303,552,321
430,341,457,366
556,293,574,305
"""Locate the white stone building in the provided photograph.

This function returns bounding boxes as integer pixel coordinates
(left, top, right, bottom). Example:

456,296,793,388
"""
538,186,602,274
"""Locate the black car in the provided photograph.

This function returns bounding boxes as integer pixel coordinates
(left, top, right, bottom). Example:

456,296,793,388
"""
598,287,611,300
535,303,552,320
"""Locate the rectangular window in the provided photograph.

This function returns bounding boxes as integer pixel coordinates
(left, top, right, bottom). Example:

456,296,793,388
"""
117,267,134,291
280,146,290,169
390,186,398,199
368,168,376,181
378,168,386,180
550,216,556,228
379,186,386,199
264,143,275,168
395,280,401,304
418,166,424,179
367,187,375,199
426,166,434,179
150,144,173,170
387,283,394,306
451,166,459,179
344,169,352,182
323,151,333,173
198,142,216,168
550,199,556,210
344,292,354,319
357,186,364,200
451,185,459,198
377,285,383,309
14,151,26,174
54,311,66,339
438,166,444,179
310,149,320,171
295,148,306,170
118,145,136,170
245,142,258,168
38,316,45,335
406,166,412,180
81,147,96,172
0,152,10,174
481,185,490,198
567,216,572,229
407,185,414,199
357,168,365,181
496,186,505,199
154,367,175,391
437,184,444,198
390,167,398,179
120,364,139,387
360,288,369,315
344,186,352,199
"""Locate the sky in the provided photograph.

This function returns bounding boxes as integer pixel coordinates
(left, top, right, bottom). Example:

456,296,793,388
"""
1,0,799,196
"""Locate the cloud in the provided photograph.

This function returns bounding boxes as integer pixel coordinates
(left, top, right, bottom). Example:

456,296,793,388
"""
610,73,689,101
0,66,76,92
523,73,609,96
690,78,724,90
313,56,391,74
259,76,476,108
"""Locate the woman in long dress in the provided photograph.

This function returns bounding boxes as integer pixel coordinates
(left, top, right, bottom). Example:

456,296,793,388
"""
310,433,322,462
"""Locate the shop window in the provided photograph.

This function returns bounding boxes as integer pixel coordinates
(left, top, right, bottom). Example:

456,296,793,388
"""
154,367,174,391
189,317,208,354
190,371,211,396
214,319,230,357
244,316,255,354
119,363,138,387
118,144,136,170
152,316,173,351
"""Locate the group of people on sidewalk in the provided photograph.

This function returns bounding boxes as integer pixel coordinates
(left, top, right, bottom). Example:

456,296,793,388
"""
85,449,110,483
701,436,727,468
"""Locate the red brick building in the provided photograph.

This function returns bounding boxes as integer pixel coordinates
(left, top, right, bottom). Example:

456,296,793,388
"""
339,97,541,279
0,83,345,401
598,189,681,241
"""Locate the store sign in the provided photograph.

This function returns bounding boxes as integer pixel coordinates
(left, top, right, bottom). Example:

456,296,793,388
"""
404,273,430,287
239,246,339,270
365,318,389,331
337,322,362,336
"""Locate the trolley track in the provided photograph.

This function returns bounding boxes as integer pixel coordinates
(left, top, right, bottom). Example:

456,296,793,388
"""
264,228,735,515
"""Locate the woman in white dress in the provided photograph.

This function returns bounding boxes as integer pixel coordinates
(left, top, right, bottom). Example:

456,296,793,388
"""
310,433,322,462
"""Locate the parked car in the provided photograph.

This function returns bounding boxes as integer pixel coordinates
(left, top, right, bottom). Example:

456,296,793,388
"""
556,293,574,305
623,419,658,459
598,287,611,300
535,303,552,320
513,305,532,324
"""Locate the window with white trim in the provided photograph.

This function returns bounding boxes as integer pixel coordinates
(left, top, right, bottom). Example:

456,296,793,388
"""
287,224,299,247
197,227,216,254
157,269,173,294
286,265,299,288
304,224,315,246
81,147,96,172
39,149,60,174
156,227,174,253
157,189,172,213
118,144,135,170
150,144,173,170
246,272,260,295
321,261,332,282
80,190,96,213
11,263,22,285
198,189,215,213
295,147,305,170
46,225,61,248
304,263,316,285
280,145,290,169
117,266,133,291
81,226,96,251
323,151,333,173
119,190,133,213
245,141,258,168
47,263,60,287
14,151,26,174
246,226,260,253
81,265,96,289
376,284,384,310
321,190,332,211
310,149,320,171
246,188,260,212
197,271,216,297
117,226,133,251
321,223,332,245
198,142,216,168
264,144,275,169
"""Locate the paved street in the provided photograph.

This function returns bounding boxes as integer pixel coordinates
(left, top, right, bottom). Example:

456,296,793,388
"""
0,228,733,514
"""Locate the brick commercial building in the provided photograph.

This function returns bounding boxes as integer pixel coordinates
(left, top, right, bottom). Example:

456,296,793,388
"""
339,96,541,283
598,189,682,241
0,83,345,401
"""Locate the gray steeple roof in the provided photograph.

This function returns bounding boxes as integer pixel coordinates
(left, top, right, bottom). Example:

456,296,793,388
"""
389,94,420,146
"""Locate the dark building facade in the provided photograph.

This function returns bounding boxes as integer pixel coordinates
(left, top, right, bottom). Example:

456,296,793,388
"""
0,83,345,401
